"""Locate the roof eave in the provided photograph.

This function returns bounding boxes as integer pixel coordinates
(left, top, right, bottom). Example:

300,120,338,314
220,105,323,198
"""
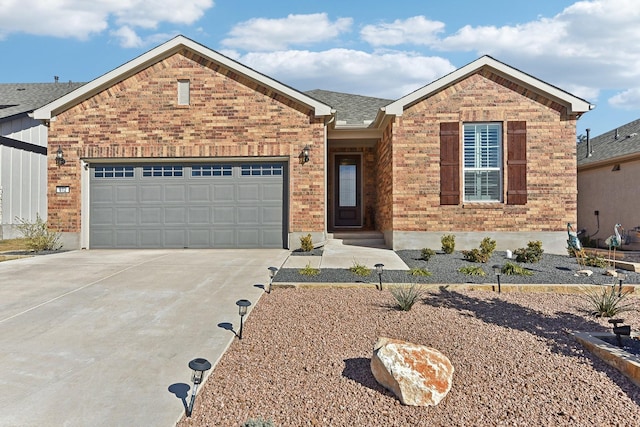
383,56,594,117
33,35,332,120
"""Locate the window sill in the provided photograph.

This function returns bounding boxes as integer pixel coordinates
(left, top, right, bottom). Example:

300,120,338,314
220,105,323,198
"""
462,202,504,209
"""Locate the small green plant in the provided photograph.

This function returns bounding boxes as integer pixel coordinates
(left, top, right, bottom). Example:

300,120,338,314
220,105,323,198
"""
441,234,456,254
349,259,371,277
462,237,496,263
581,286,635,317
409,267,432,276
242,418,277,427
14,214,62,252
298,263,319,276
458,265,486,276
501,261,533,276
299,233,314,252
420,248,436,261
513,240,544,263
389,284,423,311
583,254,608,268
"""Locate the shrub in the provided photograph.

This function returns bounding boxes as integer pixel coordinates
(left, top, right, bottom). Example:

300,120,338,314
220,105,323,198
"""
349,260,371,277
581,286,635,317
242,418,277,427
298,263,319,276
420,248,436,261
514,240,544,263
409,267,432,276
462,237,496,263
14,214,62,252
390,284,423,311
501,261,533,276
299,234,314,252
458,265,486,276
584,255,608,268
441,234,455,254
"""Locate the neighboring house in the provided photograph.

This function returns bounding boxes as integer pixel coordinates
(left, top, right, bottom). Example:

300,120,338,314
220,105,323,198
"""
33,35,592,253
0,82,84,238
577,119,640,249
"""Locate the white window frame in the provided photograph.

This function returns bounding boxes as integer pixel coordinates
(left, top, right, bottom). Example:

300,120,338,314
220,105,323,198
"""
463,123,502,202
177,79,190,105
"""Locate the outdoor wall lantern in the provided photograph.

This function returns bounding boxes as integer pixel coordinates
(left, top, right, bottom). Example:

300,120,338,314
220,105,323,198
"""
617,272,627,297
375,263,384,291
55,146,66,166
492,265,502,294
301,145,311,163
267,266,278,294
186,357,212,417
236,299,251,339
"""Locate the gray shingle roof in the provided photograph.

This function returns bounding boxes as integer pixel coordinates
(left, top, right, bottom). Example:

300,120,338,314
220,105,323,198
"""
0,82,85,120
577,118,640,166
305,89,392,127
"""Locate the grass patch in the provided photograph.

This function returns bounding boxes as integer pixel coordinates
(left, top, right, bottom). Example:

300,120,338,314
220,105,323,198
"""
298,263,320,276
0,238,30,252
349,260,371,277
458,265,486,276
409,267,432,276
502,261,534,276
389,284,423,311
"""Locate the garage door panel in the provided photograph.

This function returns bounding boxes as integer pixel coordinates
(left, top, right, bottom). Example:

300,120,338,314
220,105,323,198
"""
238,207,259,224
164,207,187,225
116,230,138,247
90,163,284,248
165,184,187,202
140,230,162,246
115,208,137,225
212,206,235,224
140,185,163,203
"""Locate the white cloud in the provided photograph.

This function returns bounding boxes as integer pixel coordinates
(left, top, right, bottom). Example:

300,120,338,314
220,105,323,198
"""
221,13,352,51
0,0,213,45
225,49,456,99
360,16,445,47
609,88,640,110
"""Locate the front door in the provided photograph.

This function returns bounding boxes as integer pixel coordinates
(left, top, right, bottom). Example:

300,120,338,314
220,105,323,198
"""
334,154,362,227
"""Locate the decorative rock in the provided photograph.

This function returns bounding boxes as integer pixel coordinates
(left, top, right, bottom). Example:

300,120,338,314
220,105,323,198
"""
371,337,454,406
575,269,593,277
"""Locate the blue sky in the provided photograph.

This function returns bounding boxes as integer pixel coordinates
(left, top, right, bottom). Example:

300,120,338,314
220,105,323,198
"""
1,0,639,137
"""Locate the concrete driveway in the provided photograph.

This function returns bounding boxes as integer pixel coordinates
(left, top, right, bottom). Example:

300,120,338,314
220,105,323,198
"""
0,249,289,427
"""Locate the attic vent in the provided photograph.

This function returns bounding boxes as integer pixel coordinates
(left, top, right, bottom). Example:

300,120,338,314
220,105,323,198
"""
612,164,621,172
177,79,190,106
629,133,638,138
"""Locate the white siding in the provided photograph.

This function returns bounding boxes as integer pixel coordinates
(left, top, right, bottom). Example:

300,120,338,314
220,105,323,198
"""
0,116,48,238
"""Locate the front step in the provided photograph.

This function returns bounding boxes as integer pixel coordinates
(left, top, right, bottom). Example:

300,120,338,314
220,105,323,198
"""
328,231,387,248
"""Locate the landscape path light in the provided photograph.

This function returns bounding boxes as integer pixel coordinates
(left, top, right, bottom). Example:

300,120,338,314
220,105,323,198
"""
267,266,278,294
236,299,251,339
617,272,627,297
492,264,502,294
186,357,211,417
374,263,384,291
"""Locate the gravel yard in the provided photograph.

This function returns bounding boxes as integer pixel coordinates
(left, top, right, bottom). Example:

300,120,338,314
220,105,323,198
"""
177,285,640,427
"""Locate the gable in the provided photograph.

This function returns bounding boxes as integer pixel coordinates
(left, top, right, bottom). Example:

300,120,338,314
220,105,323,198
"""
34,35,332,121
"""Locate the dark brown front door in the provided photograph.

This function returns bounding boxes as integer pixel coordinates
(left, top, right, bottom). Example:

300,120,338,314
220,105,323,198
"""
334,154,361,227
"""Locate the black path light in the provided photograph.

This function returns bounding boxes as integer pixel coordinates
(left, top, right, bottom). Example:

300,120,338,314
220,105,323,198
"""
186,357,211,417
492,264,503,293
375,263,384,291
617,272,627,297
267,266,278,294
236,299,251,339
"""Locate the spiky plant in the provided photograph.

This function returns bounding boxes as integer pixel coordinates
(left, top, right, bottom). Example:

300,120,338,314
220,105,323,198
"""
581,286,635,317
390,284,423,311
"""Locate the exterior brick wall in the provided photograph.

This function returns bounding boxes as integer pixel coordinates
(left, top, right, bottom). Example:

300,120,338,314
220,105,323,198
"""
376,121,394,232
47,50,326,234
387,70,579,234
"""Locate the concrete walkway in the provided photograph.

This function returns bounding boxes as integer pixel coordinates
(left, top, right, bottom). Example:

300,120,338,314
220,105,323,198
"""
281,238,409,270
0,249,289,427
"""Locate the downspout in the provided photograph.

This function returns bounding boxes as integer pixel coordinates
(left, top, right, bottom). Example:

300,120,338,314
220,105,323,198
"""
586,128,591,158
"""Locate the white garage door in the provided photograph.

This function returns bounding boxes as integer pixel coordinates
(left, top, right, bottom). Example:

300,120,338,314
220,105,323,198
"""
89,163,286,248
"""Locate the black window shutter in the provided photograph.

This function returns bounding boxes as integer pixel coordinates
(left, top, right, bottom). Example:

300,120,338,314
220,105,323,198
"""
440,122,460,205
507,121,527,205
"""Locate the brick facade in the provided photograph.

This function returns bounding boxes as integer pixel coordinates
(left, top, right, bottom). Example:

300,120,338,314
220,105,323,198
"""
47,50,326,236
385,70,578,236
